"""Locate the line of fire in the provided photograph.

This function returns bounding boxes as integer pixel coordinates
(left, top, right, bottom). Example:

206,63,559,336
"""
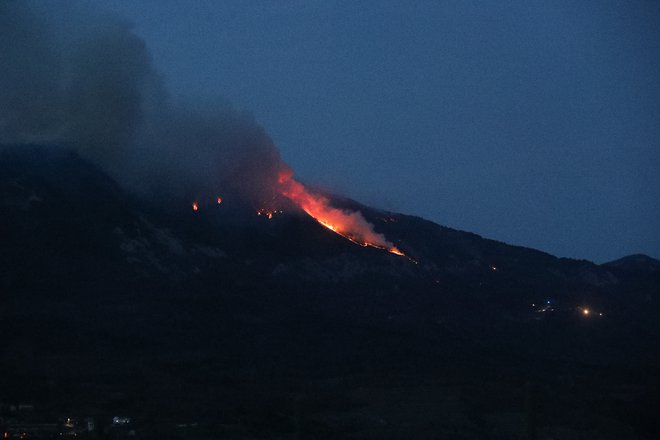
189,169,409,259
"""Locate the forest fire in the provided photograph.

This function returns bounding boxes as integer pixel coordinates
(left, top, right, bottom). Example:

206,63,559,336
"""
257,208,282,219
276,170,405,257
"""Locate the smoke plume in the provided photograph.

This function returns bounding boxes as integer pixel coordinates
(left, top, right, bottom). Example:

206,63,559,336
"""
0,1,286,202
0,2,404,256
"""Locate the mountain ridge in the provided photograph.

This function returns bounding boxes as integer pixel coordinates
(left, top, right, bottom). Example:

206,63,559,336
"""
2,144,659,439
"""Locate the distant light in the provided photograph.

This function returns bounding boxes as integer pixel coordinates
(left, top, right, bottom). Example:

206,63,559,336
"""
599,313,603,316
217,197,222,204
192,202,199,212
490,266,497,271
547,300,551,304
583,308,590,316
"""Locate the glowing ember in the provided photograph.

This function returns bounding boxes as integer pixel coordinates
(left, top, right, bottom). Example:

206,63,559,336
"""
257,208,282,219
259,209,273,219
192,201,199,211
217,196,222,204
277,171,405,257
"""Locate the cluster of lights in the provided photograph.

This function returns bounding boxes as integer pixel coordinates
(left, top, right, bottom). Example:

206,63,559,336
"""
257,208,283,220
530,301,604,318
532,300,555,313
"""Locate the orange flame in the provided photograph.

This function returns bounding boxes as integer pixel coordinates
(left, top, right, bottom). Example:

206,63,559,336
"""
277,171,405,256
257,207,283,219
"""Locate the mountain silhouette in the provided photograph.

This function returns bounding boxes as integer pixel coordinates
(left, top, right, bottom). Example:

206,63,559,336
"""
1,145,659,439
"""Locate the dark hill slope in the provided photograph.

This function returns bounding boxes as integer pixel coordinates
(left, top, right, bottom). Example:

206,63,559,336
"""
1,145,659,439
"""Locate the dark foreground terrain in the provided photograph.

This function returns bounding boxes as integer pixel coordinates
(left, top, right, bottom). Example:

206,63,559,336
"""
1,146,659,439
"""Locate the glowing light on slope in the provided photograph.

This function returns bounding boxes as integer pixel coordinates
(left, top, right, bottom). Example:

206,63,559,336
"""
277,171,405,257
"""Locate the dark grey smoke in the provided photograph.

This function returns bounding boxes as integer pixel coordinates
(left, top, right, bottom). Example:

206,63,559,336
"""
0,2,62,143
0,1,287,203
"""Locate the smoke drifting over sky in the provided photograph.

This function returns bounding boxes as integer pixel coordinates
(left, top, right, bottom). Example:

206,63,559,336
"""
2,1,659,262
0,1,287,202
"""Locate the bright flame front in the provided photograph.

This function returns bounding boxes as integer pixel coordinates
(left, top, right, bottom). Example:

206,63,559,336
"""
277,171,405,257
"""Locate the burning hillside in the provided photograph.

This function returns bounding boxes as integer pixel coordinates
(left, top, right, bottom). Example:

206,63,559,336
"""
276,169,405,257
3,145,660,440
0,2,407,261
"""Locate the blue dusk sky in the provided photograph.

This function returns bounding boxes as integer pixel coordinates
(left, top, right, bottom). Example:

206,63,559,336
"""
91,0,660,262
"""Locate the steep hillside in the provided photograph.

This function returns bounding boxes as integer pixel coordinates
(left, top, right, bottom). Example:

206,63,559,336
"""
1,145,659,439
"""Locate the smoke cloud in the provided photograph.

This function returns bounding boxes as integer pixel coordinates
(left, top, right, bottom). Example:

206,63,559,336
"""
0,1,287,203
0,2,403,256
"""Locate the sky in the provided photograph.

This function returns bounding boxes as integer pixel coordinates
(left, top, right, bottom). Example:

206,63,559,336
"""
88,0,659,263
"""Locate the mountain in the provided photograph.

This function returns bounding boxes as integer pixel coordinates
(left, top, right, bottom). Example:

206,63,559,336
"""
604,254,660,273
1,145,659,439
